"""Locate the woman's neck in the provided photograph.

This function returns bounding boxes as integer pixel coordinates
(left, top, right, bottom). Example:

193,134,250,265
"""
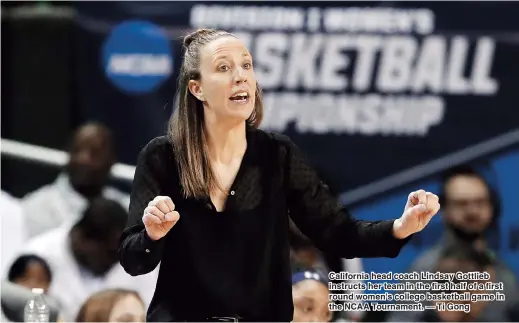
204,120,247,164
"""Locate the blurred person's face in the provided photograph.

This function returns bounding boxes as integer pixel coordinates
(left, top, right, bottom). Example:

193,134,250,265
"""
292,280,332,322
443,175,493,240
108,294,145,322
13,261,51,293
67,125,114,197
189,36,257,126
71,229,121,276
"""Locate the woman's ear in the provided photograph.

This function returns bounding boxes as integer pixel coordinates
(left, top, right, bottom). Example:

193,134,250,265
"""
188,80,205,101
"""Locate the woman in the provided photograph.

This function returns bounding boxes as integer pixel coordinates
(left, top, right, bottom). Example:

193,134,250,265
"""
118,28,440,322
75,289,145,322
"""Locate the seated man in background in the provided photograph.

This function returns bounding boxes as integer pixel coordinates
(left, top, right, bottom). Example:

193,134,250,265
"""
291,267,332,323
18,197,157,321
388,164,518,322
21,122,130,238
7,254,52,294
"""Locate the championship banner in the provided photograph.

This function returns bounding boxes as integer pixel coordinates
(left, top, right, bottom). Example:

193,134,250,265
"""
73,1,519,204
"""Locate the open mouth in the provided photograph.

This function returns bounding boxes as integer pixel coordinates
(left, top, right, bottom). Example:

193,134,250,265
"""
229,92,249,104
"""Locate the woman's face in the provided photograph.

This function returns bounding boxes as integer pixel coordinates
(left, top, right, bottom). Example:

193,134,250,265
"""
13,261,51,292
292,280,332,322
189,36,257,125
108,294,145,322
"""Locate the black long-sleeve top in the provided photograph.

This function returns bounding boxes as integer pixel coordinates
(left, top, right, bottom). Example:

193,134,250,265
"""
119,126,412,322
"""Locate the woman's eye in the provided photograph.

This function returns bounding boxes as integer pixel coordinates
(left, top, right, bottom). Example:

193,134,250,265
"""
244,62,252,69
219,65,229,72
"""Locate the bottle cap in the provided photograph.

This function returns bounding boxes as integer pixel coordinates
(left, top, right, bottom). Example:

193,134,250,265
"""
31,288,44,294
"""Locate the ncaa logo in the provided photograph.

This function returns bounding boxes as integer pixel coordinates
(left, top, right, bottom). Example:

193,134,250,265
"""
102,20,173,94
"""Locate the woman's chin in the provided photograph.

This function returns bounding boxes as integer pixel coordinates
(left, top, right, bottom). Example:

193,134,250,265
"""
227,103,254,119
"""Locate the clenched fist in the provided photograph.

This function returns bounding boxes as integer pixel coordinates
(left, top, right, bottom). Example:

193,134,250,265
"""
142,196,180,241
393,189,441,239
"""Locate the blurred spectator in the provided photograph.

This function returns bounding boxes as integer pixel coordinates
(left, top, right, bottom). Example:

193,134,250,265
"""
437,165,499,252
75,288,145,322
18,197,157,321
388,164,519,322
0,190,27,277
21,122,130,238
7,254,52,293
291,267,332,322
423,244,493,322
420,244,519,322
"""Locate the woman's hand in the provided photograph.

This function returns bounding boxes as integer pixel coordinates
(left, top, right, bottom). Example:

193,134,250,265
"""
393,189,440,239
142,196,180,241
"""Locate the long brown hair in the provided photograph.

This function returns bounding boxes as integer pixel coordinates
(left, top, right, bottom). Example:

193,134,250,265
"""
168,28,263,199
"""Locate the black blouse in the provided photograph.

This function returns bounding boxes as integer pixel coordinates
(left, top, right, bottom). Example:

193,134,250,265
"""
118,126,412,322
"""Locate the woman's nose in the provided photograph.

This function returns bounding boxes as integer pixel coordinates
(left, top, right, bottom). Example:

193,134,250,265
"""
233,67,247,83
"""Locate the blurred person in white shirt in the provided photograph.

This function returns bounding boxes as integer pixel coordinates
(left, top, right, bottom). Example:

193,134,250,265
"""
1,190,28,278
21,122,130,238
19,197,158,321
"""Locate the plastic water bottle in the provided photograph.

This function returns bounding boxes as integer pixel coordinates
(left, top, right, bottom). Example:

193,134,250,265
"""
24,288,50,323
